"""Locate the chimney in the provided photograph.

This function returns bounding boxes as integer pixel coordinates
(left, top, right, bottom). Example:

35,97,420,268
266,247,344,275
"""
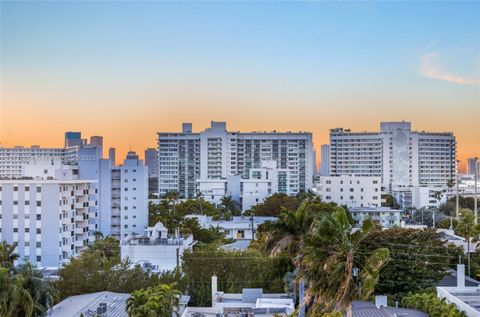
457,264,465,288
211,275,218,306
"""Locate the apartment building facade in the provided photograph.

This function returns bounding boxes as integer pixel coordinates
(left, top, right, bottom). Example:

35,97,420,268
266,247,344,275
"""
314,175,383,208
329,121,456,193
158,121,315,199
0,164,97,268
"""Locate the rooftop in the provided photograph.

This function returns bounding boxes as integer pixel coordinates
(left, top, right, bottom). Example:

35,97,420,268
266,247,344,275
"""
352,301,427,317
48,291,130,317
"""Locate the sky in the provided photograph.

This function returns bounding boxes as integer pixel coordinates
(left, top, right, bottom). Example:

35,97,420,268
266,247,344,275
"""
1,1,479,169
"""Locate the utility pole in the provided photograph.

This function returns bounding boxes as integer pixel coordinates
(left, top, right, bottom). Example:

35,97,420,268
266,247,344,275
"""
298,279,305,317
251,212,255,240
456,159,460,220
475,157,478,225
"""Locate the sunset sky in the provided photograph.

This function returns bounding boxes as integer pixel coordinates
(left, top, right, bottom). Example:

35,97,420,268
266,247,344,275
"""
1,1,479,169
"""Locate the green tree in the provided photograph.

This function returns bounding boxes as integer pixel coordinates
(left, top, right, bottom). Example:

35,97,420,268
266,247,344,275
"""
251,201,349,257
402,292,467,317
440,197,478,217
180,217,228,244
126,284,181,317
359,227,463,301
0,241,19,270
299,208,390,316
55,241,181,299
86,236,120,259
456,208,480,277
250,193,300,216
16,263,58,316
181,248,292,306
164,190,180,213
0,267,34,317
220,195,240,217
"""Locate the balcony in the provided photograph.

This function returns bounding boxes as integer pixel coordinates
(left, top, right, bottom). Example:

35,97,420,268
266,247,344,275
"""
74,240,85,247
74,227,86,235
75,202,87,209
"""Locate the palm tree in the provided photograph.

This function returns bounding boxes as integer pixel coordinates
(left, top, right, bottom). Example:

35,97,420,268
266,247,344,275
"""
456,208,480,277
126,284,181,317
195,192,205,215
0,267,35,317
269,204,313,260
298,208,390,316
0,241,19,270
220,195,240,217
164,191,180,214
86,236,120,259
16,263,58,316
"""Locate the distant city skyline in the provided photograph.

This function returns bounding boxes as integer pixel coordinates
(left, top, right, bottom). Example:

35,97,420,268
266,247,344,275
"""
1,1,479,169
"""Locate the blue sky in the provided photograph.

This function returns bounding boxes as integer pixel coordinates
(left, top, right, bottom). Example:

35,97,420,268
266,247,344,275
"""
1,1,479,164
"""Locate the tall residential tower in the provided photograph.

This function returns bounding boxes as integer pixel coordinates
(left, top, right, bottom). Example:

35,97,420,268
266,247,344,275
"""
157,121,315,199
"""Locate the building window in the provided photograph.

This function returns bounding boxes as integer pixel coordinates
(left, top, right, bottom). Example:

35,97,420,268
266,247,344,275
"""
36,201,41,207
36,187,42,193
36,256,41,262
36,215,41,220
236,230,245,239
36,229,41,234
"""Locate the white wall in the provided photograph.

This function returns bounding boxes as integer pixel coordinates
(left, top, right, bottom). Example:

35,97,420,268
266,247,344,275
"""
315,175,382,208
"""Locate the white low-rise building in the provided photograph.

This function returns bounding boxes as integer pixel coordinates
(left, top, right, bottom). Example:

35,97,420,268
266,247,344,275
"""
437,264,480,317
197,160,293,212
121,222,196,272
182,276,294,317
394,186,447,210
314,175,383,208
349,207,401,228
185,215,278,240
0,162,97,268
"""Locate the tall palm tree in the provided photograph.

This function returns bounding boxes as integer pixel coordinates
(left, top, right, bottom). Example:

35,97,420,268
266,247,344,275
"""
456,208,480,277
269,204,312,260
220,196,240,217
0,241,19,270
126,284,181,317
164,191,180,214
16,263,58,316
87,236,120,259
0,267,35,317
299,208,390,317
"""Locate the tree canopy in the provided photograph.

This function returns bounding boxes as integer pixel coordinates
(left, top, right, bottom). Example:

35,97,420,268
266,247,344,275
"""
359,227,463,301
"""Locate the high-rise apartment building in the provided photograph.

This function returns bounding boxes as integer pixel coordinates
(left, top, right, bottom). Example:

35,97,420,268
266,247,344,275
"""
145,148,159,194
64,132,83,147
157,121,315,199
111,151,149,238
0,162,97,268
78,149,148,239
467,157,479,176
329,121,456,192
0,146,67,179
319,144,330,176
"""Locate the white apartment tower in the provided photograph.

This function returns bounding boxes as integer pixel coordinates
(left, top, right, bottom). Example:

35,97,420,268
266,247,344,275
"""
329,122,456,192
111,151,149,239
158,122,315,199
0,163,97,268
